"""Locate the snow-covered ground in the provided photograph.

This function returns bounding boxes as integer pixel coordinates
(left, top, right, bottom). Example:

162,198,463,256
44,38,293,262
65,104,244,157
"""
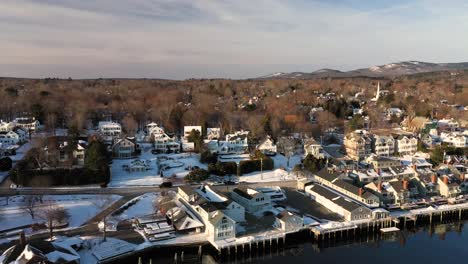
0,194,121,232
271,153,303,170
113,193,159,220
109,150,206,187
238,168,297,183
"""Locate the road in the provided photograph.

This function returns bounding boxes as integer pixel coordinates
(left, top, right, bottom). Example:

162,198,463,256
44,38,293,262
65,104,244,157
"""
0,180,298,196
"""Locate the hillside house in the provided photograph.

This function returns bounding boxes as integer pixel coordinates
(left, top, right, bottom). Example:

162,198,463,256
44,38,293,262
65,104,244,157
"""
303,138,325,159
206,128,221,140
183,126,202,140
98,121,122,142
344,130,372,161
112,138,137,159
257,135,277,156
218,131,249,155
395,135,418,156
0,120,15,132
14,117,40,132
372,135,395,157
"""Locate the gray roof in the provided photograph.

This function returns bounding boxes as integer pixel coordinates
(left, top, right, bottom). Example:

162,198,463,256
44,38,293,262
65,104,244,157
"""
308,184,364,212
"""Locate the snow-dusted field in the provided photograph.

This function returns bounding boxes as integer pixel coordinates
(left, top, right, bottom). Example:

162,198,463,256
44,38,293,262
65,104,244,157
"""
271,153,303,170
114,193,159,220
109,150,206,187
0,194,121,232
238,168,297,183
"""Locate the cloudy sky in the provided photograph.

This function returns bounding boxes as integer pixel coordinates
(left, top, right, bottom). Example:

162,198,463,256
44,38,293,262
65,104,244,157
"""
1,0,467,79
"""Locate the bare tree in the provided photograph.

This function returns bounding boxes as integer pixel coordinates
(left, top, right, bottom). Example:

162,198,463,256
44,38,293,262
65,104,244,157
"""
38,201,70,240
23,196,39,220
92,196,115,242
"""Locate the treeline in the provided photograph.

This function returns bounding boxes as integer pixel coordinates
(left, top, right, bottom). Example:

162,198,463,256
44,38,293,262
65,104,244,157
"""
0,74,466,141
10,140,110,187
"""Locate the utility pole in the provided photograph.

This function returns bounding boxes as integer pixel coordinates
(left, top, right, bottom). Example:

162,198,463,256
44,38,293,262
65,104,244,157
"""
260,157,264,180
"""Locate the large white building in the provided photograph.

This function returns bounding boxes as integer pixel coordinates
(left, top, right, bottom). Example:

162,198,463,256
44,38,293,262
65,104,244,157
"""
177,186,242,242
218,131,249,155
440,132,467,148
13,117,40,132
257,135,277,156
230,186,271,213
303,138,325,159
98,121,122,142
394,135,418,156
372,135,395,157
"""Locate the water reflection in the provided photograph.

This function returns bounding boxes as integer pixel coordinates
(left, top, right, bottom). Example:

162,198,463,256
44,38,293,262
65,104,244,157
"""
119,221,467,264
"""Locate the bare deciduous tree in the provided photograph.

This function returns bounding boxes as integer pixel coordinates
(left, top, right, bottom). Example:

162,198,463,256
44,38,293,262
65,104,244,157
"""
38,201,70,240
92,196,115,242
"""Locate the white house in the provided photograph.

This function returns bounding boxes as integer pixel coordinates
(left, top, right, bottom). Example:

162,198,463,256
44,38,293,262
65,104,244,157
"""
184,126,202,140
386,108,404,119
0,130,24,145
98,121,122,142
14,117,40,132
206,128,221,140
230,186,271,213
303,138,325,159
395,135,418,156
154,135,180,153
177,186,237,242
196,185,245,222
257,135,277,155
112,138,136,159
0,120,15,132
372,135,395,156
218,131,249,155
440,132,467,148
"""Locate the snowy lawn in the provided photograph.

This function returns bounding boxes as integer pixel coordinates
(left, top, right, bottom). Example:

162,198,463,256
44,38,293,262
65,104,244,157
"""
238,168,298,183
0,194,121,232
109,150,206,187
271,153,303,170
113,193,159,220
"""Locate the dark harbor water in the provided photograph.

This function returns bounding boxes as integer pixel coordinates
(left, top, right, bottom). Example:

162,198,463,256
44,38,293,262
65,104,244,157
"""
120,221,468,264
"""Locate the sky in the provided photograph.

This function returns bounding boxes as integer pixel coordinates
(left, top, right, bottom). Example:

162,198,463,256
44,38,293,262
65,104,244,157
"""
1,0,468,79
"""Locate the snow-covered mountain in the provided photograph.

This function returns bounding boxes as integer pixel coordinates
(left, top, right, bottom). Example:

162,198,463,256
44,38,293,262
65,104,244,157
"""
258,61,468,79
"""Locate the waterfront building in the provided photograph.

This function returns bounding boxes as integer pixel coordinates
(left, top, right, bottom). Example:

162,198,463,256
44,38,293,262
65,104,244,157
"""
275,210,303,232
305,184,373,221
314,168,380,208
230,186,271,213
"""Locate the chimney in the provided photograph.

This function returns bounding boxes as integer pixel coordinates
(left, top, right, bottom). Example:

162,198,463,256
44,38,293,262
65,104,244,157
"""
443,176,449,185
460,174,465,182
377,182,382,191
19,231,26,246
431,174,437,184
358,188,363,196
402,179,409,190
412,164,416,171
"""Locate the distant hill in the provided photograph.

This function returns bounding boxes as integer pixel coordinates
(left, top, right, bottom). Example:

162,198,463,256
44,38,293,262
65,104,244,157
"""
258,61,468,79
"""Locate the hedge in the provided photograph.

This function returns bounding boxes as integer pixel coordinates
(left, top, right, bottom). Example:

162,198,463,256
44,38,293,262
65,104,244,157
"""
0,157,13,172
239,157,274,175
10,167,110,187
208,161,237,176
